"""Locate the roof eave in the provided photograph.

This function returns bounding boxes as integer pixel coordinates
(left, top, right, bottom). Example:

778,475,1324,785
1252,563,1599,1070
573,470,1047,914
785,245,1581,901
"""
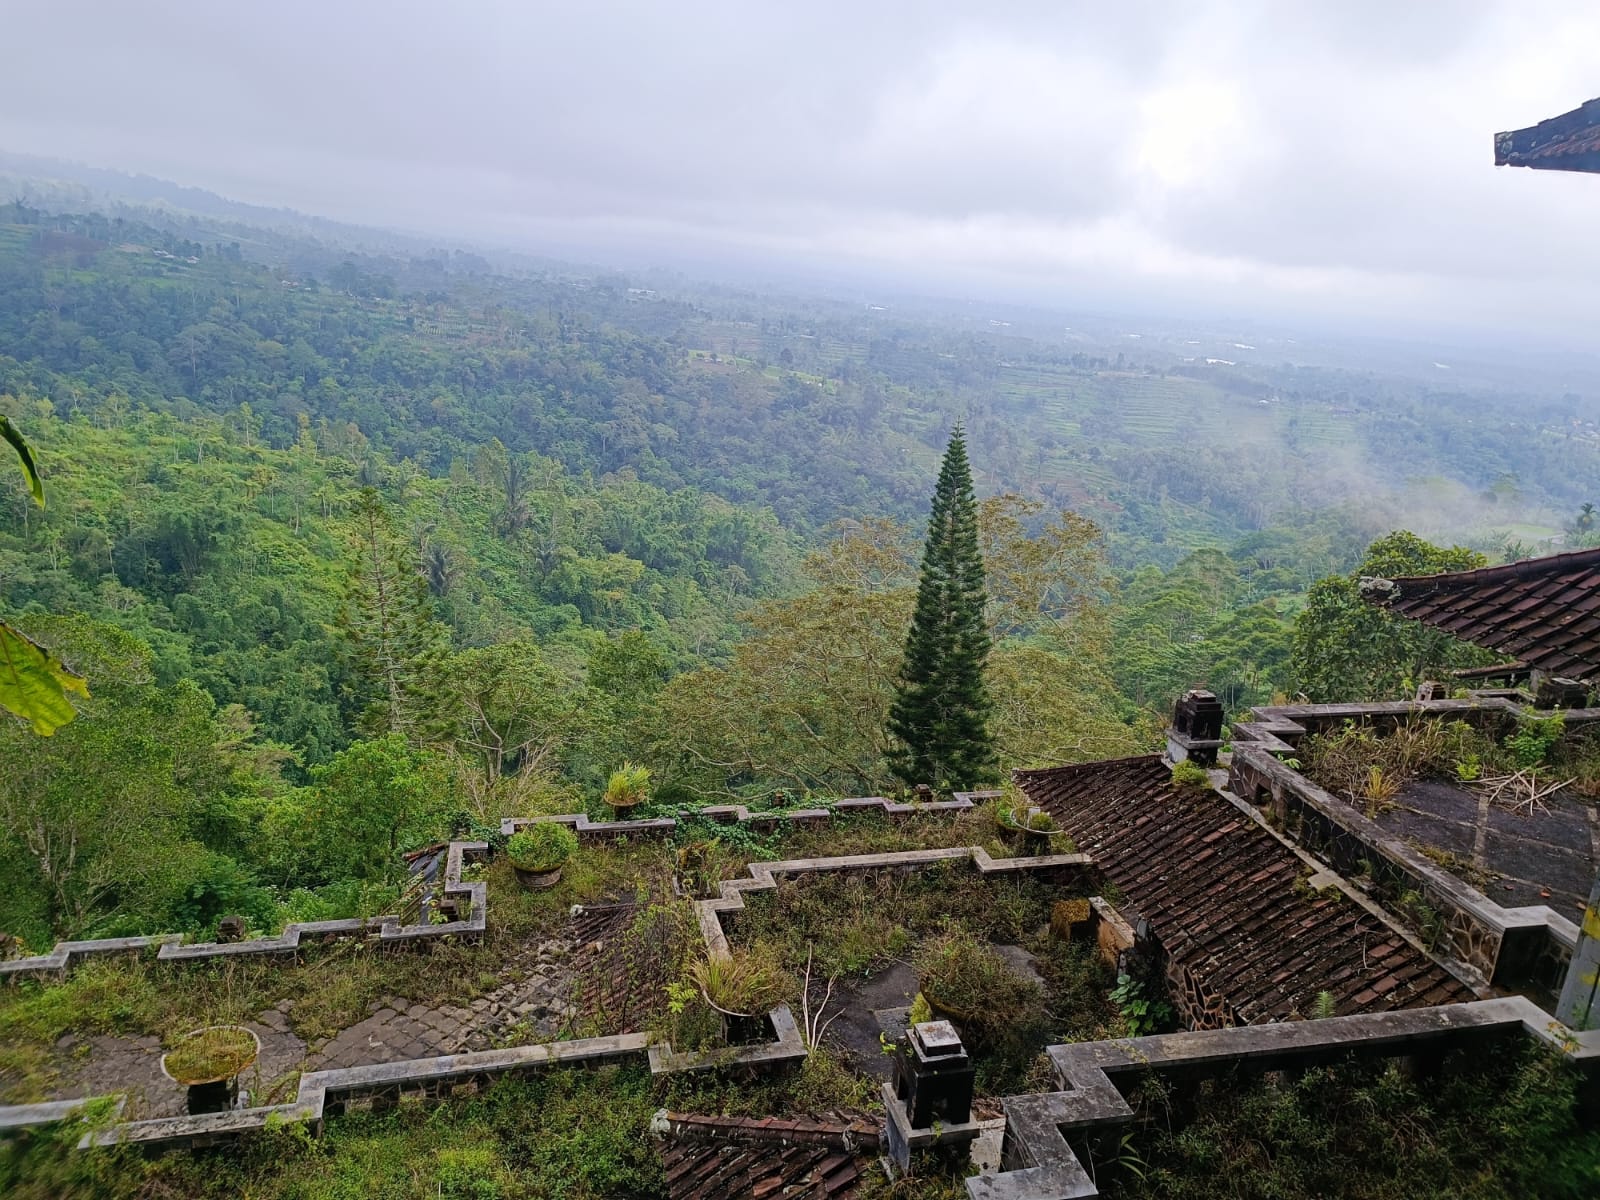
1494,96,1600,173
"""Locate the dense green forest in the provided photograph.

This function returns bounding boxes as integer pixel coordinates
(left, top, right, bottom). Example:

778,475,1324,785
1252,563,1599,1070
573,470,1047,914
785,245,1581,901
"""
2,196,1596,950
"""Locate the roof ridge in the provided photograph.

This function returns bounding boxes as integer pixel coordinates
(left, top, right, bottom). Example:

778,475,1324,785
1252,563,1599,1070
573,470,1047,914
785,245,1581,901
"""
1383,544,1600,594
1012,753,1167,781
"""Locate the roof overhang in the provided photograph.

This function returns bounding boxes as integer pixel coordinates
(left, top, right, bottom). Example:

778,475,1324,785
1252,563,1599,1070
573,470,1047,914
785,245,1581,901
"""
1495,96,1600,174
1363,547,1600,684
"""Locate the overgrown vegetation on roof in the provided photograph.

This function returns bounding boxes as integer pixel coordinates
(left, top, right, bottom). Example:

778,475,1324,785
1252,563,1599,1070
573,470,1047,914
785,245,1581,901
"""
1101,1042,1600,1200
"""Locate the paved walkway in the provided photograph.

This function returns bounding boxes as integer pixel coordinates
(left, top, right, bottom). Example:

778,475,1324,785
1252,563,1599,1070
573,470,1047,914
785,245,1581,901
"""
33,908,639,1119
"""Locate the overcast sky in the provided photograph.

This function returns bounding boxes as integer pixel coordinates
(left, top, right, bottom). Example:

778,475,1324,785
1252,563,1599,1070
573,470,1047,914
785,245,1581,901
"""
3,1,1598,341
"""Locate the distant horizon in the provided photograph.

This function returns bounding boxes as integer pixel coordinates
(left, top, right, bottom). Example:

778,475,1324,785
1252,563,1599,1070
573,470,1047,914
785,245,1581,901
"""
7,145,1600,378
5,4,1597,353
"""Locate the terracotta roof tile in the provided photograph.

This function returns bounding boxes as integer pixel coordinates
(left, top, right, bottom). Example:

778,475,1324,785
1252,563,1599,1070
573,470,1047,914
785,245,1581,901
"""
1014,756,1472,1023
1367,546,1600,682
1497,97,1600,172
657,1113,874,1200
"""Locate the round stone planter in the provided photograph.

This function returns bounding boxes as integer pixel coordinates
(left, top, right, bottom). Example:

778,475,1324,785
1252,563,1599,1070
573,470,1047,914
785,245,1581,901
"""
918,984,978,1030
996,805,1069,847
160,1025,261,1115
702,993,772,1046
512,864,563,891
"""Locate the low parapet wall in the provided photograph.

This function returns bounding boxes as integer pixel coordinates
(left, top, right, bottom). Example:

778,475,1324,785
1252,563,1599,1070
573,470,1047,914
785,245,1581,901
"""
690,844,1094,959
7,794,999,985
1229,695,1600,757
1,841,491,984
1,1010,806,1154
502,790,998,841
966,996,1600,1200
1229,744,1577,997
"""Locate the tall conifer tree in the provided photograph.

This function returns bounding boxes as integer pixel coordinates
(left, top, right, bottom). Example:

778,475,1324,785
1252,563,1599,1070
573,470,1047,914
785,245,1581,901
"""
888,426,996,788
340,488,446,736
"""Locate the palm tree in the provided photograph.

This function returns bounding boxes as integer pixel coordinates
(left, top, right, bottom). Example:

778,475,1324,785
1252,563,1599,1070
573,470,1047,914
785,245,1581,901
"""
421,541,459,598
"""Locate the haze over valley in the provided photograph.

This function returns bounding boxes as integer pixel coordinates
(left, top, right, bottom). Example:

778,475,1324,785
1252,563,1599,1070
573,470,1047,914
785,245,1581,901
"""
3,7,1600,1199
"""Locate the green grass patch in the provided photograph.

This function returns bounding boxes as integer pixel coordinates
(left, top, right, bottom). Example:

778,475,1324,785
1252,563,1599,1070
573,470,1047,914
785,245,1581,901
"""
1102,1042,1600,1200
3,1066,662,1200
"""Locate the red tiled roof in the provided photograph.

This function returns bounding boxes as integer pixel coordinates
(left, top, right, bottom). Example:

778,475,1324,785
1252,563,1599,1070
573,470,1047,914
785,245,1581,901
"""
1366,546,1600,682
1496,96,1600,173
1014,756,1472,1023
658,1114,875,1200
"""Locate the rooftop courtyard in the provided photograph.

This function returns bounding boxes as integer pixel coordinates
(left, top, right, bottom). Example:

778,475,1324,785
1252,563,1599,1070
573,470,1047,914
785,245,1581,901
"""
3,752,1595,1200
1381,776,1596,914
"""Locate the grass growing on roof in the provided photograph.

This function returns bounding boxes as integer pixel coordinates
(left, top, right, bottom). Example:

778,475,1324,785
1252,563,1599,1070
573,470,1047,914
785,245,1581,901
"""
1099,1042,1600,1200
3,1066,662,1200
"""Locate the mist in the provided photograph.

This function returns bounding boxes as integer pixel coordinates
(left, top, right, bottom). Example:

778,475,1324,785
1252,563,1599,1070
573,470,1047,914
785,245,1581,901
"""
3,1,1599,343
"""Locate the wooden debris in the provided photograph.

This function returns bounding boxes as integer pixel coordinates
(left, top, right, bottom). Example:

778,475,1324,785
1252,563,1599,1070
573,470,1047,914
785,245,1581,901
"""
1470,768,1575,816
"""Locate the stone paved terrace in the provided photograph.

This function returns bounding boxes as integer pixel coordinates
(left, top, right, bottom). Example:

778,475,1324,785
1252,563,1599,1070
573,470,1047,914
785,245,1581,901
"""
0,806,1011,1138
21,921,601,1121
1381,777,1600,916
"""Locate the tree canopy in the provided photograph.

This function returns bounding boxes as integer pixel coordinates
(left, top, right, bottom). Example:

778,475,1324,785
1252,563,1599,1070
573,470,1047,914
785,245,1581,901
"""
1291,531,1490,702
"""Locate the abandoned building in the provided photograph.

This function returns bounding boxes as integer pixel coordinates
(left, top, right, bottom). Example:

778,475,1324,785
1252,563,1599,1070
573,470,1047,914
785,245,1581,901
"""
6,536,1599,1200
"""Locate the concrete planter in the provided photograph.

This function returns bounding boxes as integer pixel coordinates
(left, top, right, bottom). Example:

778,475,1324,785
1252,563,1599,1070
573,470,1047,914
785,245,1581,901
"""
721,1012,772,1046
918,984,978,1030
699,987,776,1047
160,1025,261,1087
996,805,1067,842
512,864,563,891
161,1025,260,1115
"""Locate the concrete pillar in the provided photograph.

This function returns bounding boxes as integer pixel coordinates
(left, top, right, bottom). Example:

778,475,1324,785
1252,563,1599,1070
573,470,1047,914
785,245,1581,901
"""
1557,870,1600,1032
1167,688,1225,766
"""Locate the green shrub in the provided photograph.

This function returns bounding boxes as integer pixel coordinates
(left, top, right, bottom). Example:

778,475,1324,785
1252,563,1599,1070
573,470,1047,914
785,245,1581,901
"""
908,992,933,1026
914,927,1043,1030
686,945,787,1016
432,1145,508,1200
504,822,578,873
604,761,651,810
1102,1043,1600,1200
1171,760,1212,789
1506,714,1566,769
1110,972,1173,1037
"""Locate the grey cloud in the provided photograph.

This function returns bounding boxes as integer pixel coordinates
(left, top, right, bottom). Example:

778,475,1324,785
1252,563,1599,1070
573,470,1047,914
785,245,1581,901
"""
1,0,1595,338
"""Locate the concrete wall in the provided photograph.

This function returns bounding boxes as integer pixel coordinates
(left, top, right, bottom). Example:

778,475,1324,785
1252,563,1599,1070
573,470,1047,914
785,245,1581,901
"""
1228,723,1579,1002
967,996,1600,1200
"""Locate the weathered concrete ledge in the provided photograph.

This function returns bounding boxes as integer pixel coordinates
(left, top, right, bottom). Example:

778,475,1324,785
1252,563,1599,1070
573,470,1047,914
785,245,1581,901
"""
502,790,1000,842
967,996,1600,1200
1230,743,1579,995
646,1003,807,1074
0,1096,125,1132
1,841,490,983
692,845,1094,958
1,1006,806,1152
1230,694,1600,759
882,1079,985,1161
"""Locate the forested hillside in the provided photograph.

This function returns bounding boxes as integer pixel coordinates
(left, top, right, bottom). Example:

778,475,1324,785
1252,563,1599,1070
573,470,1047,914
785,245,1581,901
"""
2,194,1596,951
